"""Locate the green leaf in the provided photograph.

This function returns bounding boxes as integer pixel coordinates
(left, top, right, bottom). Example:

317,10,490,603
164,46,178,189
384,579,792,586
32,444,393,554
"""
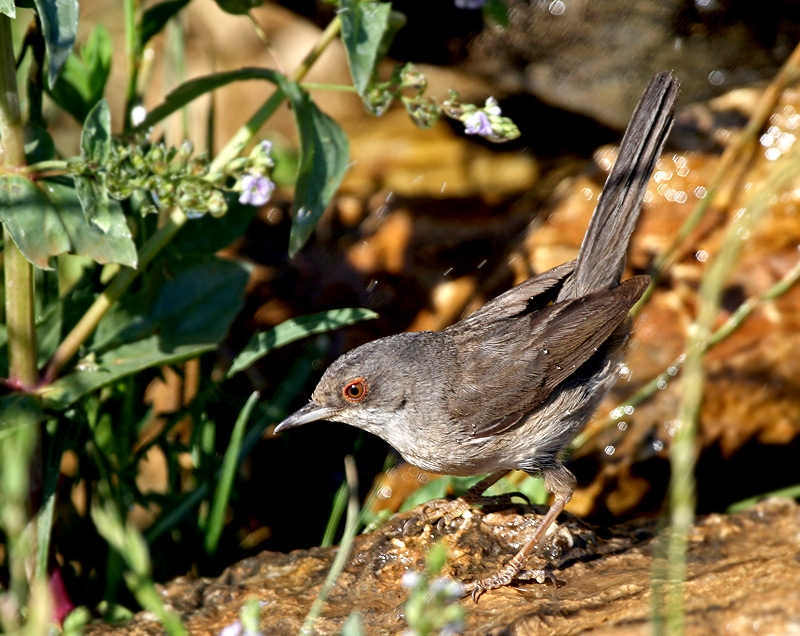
0,175,137,270
227,307,377,379
483,0,509,27
33,0,79,88
81,99,111,164
41,259,249,408
285,85,350,256
0,0,15,19
204,391,259,554
214,0,261,15
47,24,112,123
339,0,393,95
0,394,46,431
141,0,191,46
75,99,112,231
134,67,284,132
24,123,56,164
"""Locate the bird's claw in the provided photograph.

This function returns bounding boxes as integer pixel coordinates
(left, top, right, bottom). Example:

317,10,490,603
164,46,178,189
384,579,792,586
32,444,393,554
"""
462,565,557,602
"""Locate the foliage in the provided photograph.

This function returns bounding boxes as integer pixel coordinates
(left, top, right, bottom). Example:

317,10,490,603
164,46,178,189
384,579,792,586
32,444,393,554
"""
0,0,518,632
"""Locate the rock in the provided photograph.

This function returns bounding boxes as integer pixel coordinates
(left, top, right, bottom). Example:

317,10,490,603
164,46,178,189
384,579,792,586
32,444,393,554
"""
84,498,800,635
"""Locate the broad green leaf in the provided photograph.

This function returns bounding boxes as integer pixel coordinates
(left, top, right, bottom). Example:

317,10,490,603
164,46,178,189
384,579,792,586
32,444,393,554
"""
141,0,191,46
204,390,259,554
285,85,350,256
0,175,137,270
75,99,112,231
227,307,377,379
214,0,261,15
39,336,213,410
134,67,283,132
41,259,249,408
0,0,15,19
339,0,393,96
94,257,249,352
33,0,79,88
47,24,112,123
0,394,46,431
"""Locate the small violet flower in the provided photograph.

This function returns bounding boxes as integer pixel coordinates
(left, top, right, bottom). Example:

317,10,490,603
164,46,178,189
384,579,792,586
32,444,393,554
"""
219,621,243,636
239,173,275,207
455,0,485,8
464,111,492,136
401,570,423,590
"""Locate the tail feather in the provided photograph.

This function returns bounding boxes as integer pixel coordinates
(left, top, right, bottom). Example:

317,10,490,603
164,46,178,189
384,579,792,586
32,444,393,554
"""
560,71,679,301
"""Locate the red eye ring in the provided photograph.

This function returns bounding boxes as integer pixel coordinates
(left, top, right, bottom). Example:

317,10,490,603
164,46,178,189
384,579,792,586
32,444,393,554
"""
343,377,368,403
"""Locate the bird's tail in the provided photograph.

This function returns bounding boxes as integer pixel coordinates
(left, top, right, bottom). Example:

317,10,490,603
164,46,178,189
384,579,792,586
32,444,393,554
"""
562,71,679,301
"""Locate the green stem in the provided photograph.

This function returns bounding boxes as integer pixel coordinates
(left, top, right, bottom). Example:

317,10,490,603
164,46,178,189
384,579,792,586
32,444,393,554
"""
123,0,142,130
209,16,342,173
300,82,357,92
634,42,800,317
664,108,800,636
19,159,69,173
0,16,38,389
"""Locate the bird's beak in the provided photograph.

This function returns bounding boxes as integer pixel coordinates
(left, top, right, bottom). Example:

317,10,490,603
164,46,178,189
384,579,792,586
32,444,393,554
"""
273,401,340,433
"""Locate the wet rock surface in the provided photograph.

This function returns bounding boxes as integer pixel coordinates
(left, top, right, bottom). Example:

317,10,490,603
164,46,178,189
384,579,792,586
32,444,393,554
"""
84,498,800,635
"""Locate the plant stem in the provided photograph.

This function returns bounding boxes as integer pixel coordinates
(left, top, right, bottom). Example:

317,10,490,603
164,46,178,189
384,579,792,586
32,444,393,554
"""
634,39,800,315
123,0,142,130
209,15,342,173
20,159,69,173
664,104,800,636
0,16,38,389
0,15,42,629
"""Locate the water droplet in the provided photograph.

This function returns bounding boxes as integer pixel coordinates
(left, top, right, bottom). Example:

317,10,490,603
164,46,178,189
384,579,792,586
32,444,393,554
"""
604,445,616,456
623,405,634,415
653,439,664,452
695,249,709,262
708,70,726,86
617,421,628,431
657,379,668,390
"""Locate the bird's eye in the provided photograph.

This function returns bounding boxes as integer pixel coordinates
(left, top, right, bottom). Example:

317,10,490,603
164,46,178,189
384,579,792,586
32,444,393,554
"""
342,377,368,403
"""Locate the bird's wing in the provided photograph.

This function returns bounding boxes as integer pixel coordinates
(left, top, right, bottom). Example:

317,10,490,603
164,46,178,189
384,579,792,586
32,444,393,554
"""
448,275,648,438
454,261,576,328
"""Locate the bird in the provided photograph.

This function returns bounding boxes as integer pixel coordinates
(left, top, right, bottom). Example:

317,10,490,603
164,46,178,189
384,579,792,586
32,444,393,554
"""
275,71,679,600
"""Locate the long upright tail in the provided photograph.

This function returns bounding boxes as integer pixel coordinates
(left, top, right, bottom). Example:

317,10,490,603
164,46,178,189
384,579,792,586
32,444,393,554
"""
559,71,679,301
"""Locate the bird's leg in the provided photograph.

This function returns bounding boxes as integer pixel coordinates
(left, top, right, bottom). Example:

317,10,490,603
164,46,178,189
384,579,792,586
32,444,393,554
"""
403,471,518,534
463,464,576,601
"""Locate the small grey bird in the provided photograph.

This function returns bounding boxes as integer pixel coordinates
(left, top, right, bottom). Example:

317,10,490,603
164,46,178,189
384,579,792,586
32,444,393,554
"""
275,71,679,599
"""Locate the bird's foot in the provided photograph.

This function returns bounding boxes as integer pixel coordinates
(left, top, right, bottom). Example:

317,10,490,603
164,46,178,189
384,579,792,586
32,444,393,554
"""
462,564,560,602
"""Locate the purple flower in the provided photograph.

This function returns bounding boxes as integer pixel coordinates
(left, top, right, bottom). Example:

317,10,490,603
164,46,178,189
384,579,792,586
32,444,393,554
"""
401,570,423,589
239,173,275,206
464,111,492,136
219,621,243,636
455,0,484,8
